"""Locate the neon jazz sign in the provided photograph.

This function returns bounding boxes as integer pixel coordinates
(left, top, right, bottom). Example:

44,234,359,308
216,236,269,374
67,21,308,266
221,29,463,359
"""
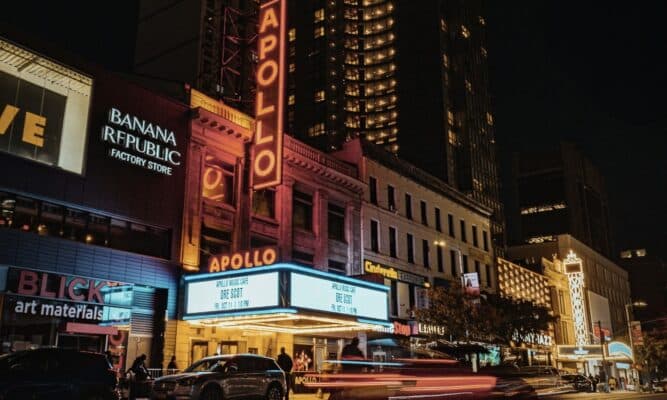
251,0,286,190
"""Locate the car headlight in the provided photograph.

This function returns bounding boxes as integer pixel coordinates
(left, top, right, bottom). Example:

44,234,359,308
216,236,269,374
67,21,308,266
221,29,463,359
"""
178,377,198,387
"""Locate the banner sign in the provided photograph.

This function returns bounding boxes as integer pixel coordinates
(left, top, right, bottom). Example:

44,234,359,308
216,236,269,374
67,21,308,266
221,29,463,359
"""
252,0,286,189
463,272,480,296
631,321,644,346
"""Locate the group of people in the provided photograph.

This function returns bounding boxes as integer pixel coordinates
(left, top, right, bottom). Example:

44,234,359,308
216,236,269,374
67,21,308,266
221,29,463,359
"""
588,371,626,393
276,337,364,400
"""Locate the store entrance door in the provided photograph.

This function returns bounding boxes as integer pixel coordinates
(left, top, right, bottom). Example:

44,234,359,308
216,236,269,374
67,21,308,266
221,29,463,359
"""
219,341,239,355
191,341,209,365
57,333,105,353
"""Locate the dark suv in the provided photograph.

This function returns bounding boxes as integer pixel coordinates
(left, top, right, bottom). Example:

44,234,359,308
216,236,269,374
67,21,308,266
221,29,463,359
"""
0,347,119,400
151,354,285,400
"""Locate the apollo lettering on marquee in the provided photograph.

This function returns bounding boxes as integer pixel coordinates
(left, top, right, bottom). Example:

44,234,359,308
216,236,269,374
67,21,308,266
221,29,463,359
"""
208,246,278,273
251,0,286,190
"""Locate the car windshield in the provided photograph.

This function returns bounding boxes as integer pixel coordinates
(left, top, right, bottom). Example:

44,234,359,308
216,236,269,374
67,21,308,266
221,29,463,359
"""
184,357,230,373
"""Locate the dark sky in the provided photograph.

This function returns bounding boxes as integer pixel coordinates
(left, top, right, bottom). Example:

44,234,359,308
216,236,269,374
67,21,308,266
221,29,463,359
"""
485,1,667,258
2,1,665,258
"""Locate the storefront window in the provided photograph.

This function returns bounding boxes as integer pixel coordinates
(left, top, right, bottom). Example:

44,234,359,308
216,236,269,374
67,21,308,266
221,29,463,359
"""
0,191,171,259
252,189,276,219
202,155,235,206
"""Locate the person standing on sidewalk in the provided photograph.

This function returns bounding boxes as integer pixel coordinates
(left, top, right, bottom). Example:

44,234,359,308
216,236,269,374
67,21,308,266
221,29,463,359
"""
277,347,293,400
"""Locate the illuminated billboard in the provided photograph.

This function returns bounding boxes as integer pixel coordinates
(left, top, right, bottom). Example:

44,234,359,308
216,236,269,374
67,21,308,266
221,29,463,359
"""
251,0,286,189
185,272,279,315
290,272,389,321
0,38,92,174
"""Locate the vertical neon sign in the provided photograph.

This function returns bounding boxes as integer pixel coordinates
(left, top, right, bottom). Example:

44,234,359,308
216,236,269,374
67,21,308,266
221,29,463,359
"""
252,0,286,190
564,250,589,346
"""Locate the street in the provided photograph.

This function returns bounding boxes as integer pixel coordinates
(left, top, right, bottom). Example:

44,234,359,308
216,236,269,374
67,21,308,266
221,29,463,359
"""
546,392,667,399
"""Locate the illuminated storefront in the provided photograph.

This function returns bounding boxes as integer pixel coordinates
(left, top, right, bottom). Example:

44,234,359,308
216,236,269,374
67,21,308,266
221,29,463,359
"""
177,263,389,383
0,35,188,372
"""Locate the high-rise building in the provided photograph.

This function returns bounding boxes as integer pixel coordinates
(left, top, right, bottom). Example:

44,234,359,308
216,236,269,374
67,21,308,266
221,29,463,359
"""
286,0,504,252
132,0,504,252
506,142,614,257
619,248,667,325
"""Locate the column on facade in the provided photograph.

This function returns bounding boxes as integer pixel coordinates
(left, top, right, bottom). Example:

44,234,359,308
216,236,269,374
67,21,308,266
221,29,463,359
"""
278,177,295,261
347,201,362,275
181,139,206,271
314,189,329,270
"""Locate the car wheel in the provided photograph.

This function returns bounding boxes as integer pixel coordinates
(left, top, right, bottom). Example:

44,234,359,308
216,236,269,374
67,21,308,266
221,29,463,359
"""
200,385,223,400
265,384,282,400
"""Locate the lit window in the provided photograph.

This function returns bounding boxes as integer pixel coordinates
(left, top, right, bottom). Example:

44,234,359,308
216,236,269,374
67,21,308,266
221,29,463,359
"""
308,122,325,137
486,112,494,125
447,110,454,125
448,130,457,145
289,63,295,73
481,47,488,58
461,25,470,38
314,26,325,38
442,54,449,68
314,8,325,23
288,94,295,105
465,80,472,92
440,18,448,32
314,90,326,102
288,28,296,42
479,16,486,26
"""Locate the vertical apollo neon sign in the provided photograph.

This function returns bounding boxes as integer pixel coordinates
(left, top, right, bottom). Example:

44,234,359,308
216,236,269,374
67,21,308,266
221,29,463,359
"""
252,0,286,190
564,250,589,347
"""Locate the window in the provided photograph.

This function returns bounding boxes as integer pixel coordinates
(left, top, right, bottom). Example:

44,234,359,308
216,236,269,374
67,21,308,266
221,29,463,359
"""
314,90,325,102
448,214,455,237
369,177,378,204
314,26,325,38
435,207,442,232
200,224,232,268
293,191,313,231
405,193,412,219
252,189,275,219
370,220,379,252
437,246,444,272
328,203,346,241
314,8,325,22
450,250,458,276
485,264,491,287
387,185,396,211
422,239,430,268
288,28,296,42
308,122,325,137
293,250,314,265
461,25,470,38
407,233,414,263
389,226,397,257
202,155,235,206
474,260,480,277
483,230,489,251
420,201,427,226
329,260,346,274
460,220,467,242
472,225,479,247
288,94,295,105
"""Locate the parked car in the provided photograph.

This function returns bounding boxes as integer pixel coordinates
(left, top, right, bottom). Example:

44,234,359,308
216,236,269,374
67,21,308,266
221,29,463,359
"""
560,374,592,392
0,347,119,400
150,354,285,400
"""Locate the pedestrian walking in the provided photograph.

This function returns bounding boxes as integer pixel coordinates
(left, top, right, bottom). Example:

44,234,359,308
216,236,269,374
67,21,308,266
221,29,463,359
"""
128,354,149,400
167,355,178,371
341,337,364,372
277,347,293,400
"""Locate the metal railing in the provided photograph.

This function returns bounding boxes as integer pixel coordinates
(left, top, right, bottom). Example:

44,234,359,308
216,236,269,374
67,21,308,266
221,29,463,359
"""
147,368,181,379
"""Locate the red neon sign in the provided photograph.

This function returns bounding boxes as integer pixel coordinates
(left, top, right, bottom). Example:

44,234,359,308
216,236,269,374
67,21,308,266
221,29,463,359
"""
252,0,286,190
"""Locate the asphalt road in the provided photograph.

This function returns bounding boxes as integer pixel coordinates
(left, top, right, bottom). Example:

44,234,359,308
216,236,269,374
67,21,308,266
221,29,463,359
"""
546,391,667,399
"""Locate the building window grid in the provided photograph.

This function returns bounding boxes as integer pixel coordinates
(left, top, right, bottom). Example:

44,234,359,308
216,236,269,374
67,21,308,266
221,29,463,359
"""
405,193,412,220
407,233,414,263
420,200,427,226
422,239,430,269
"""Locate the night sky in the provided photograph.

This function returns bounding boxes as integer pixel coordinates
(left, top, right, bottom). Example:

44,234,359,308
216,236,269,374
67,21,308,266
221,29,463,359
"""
486,1,667,258
1,1,665,259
